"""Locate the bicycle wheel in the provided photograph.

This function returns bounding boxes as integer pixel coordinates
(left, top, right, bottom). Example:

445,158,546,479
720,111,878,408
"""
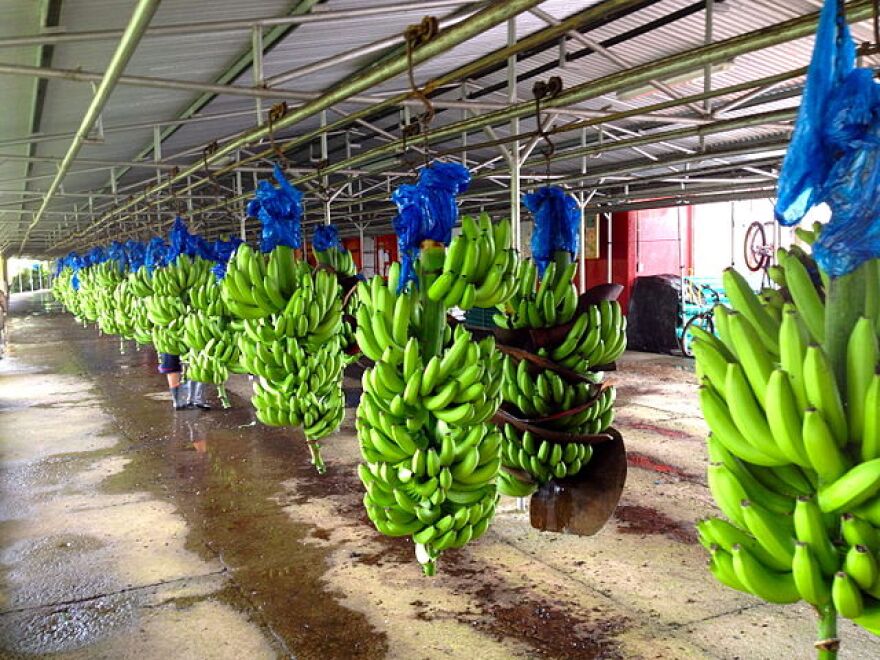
679,313,715,358
744,221,770,272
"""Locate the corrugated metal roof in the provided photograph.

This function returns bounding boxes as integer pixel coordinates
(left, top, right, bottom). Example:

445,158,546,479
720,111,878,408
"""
0,0,875,253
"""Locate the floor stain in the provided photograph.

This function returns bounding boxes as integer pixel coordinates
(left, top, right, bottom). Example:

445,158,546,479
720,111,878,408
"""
614,505,697,545
626,451,702,483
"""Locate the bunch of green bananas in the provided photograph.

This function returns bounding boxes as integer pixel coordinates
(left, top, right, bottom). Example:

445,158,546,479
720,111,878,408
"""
74,267,102,323
353,264,426,362
121,266,157,345
500,356,615,429
112,280,138,341
182,310,239,386
494,258,579,329
225,244,348,469
498,426,594,497
357,324,504,574
496,358,616,497
490,247,627,498
51,267,82,319
150,255,213,297
313,245,357,277
189,281,229,317
221,244,303,319
695,248,880,635
247,337,349,436
425,214,518,310
548,300,627,371
355,224,515,574
128,265,155,298
144,255,215,356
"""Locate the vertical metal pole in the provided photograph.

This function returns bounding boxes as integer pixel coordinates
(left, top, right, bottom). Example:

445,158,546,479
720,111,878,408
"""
606,212,612,283
321,110,330,225
358,223,365,272
678,206,685,319
730,201,735,267
236,152,245,240
186,176,194,214
578,199,586,292
38,265,43,290
252,26,264,125
702,0,714,150
154,125,162,224
578,128,588,291
507,17,521,253
460,81,468,166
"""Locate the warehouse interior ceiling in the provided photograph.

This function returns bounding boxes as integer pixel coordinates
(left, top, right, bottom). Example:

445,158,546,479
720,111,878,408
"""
0,0,877,257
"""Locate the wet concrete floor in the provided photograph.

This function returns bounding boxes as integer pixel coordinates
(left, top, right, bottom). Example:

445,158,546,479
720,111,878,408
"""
2,291,880,658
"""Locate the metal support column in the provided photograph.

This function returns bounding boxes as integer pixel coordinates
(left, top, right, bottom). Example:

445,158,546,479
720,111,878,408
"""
236,153,245,240
321,110,330,224
252,26,264,125
702,0,714,150
507,17,521,252
578,128,588,291
606,212,612,283
153,125,162,224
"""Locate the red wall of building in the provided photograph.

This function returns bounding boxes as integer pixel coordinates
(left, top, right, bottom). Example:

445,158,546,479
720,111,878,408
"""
578,207,692,312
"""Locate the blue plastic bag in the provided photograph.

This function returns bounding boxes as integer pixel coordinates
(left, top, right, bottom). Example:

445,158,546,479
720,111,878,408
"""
775,0,880,276
124,240,146,272
313,224,345,253
246,163,303,253
391,161,470,290
524,186,581,275
211,236,244,280
145,237,169,273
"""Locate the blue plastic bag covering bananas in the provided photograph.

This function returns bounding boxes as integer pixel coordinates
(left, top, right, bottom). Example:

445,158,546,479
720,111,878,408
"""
124,240,146,271
246,163,303,253
144,237,169,273
524,186,580,276
211,236,243,280
775,0,880,277
312,224,357,277
313,224,343,252
391,161,470,291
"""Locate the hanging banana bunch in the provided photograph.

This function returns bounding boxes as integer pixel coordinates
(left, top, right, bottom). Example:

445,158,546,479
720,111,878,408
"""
226,164,350,472
695,226,880,645
312,224,357,277
145,253,213,356
425,213,519,310
491,186,627,500
355,161,514,575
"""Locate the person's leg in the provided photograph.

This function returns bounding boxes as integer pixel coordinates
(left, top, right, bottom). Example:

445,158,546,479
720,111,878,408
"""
158,354,186,410
190,381,210,410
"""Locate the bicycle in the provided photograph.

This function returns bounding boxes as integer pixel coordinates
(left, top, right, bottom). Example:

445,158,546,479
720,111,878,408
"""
678,279,722,357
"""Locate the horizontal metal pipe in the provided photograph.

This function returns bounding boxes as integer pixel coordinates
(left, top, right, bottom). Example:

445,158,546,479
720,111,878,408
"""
0,107,263,150
58,0,628,248
0,151,178,170
265,11,474,87
0,0,483,49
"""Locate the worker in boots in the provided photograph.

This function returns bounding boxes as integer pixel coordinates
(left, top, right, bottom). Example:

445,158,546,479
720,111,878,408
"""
159,352,187,410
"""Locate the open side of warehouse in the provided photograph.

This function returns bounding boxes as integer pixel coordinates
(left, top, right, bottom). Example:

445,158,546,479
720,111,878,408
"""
4,0,880,658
